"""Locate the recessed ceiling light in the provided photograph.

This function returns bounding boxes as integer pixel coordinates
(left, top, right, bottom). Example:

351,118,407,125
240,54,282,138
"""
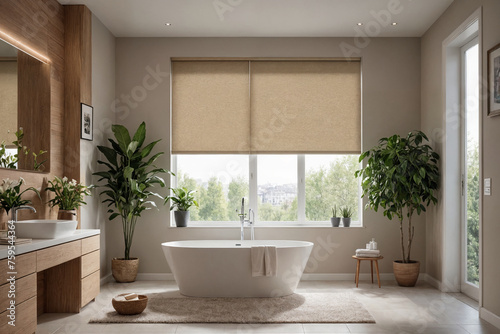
357,23,363,26
165,23,172,26
391,22,397,26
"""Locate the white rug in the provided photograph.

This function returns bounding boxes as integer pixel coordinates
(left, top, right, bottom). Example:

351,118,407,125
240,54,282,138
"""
90,292,375,324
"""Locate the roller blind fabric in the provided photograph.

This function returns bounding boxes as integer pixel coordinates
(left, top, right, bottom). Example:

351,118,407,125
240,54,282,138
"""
171,61,250,154
171,60,361,154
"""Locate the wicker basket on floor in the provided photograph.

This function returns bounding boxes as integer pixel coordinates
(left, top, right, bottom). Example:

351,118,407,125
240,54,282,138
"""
112,294,148,315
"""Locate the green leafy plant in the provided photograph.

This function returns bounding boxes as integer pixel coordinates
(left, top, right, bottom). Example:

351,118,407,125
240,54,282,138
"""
93,122,171,260
0,177,40,215
0,141,17,169
45,176,91,210
340,206,353,218
331,205,338,217
355,131,440,263
165,187,198,212
33,150,48,172
0,128,47,171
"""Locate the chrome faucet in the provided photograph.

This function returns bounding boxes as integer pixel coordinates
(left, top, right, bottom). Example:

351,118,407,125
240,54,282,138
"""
11,206,36,222
237,198,254,241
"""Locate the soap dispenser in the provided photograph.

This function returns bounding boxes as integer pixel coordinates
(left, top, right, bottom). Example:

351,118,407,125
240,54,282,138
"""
371,238,377,250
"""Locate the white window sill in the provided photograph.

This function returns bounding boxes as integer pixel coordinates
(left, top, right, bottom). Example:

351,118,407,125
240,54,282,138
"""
168,222,364,228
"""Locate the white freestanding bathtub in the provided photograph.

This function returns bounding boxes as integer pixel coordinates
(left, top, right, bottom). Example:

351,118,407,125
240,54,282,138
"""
161,240,313,297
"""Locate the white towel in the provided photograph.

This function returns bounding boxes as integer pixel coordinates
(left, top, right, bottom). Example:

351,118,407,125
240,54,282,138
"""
356,248,381,258
251,246,277,277
356,253,380,258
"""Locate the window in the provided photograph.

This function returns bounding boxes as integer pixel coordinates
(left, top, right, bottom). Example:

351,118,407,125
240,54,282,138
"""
257,155,297,222
173,154,362,226
305,155,360,222
171,58,362,227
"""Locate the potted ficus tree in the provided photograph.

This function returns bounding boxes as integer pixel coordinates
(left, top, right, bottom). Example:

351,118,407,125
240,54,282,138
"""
94,122,170,283
355,131,439,287
165,187,198,227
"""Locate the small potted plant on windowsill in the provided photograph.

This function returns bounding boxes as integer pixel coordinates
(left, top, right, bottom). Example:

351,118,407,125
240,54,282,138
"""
340,206,353,227
165,187,198,227
45,176,91,220
330,205,341,227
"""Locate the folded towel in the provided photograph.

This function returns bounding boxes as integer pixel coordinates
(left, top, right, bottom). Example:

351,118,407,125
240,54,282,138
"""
356,249,381,258
355,249,380,254
356,253,381,258
251,246,277,277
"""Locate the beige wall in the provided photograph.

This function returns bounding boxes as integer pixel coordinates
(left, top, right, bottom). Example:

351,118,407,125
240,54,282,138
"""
421,0,500,319
113,37,423,276
81,14,115,278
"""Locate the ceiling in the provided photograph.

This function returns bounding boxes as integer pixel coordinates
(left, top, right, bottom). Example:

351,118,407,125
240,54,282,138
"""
60,0,454,38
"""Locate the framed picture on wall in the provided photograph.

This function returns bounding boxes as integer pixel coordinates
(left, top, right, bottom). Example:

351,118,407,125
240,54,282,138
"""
81,103,93,141
488,43,500,117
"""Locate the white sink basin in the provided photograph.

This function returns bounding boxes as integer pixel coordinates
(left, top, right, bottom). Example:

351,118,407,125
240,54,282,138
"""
16,220,78,239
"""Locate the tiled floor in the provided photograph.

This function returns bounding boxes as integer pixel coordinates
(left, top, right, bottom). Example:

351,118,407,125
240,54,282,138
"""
36,280,500,334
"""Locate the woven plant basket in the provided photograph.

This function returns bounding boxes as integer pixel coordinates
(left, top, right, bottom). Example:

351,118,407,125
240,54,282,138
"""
112,258,139,283
393,260,420,287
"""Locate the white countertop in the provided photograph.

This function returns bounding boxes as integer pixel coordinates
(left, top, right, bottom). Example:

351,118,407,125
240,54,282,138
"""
0,229,100,259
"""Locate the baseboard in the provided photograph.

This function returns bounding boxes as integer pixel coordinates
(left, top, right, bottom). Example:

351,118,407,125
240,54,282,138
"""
132,272,430,282
136,273,175,281
480,307,500,329
424,274,442,290
100,273,112,285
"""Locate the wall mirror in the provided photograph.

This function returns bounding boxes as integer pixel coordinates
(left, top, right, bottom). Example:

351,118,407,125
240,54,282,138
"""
0,38,51,172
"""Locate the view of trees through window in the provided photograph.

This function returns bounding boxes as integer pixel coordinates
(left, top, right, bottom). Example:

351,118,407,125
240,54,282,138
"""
466,143,479,285
176,155,360,223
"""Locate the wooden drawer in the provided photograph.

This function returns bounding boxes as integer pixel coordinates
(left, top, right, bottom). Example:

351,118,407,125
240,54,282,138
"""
0,252,36,284
0,273,36,311
81,270,100,308
82,235,100,255
0,296,36,334
81,250,99,278
37,240,81,272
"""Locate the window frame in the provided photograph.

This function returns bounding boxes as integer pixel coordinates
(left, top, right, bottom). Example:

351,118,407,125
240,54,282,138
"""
170,154,363,227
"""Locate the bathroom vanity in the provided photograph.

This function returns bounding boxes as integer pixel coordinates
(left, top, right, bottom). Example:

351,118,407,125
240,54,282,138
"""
0,230,100,334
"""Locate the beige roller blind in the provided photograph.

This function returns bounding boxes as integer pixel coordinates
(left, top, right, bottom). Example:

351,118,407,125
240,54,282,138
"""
250,61,361,154
171,61,250,154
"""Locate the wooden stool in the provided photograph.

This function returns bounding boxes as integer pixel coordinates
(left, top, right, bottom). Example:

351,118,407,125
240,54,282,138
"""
352,255,383,288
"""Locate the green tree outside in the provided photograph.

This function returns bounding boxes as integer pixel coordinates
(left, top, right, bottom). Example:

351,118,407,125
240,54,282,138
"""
305,155,359,221
466,143,479,285
227,176,249,220
176,154,360,223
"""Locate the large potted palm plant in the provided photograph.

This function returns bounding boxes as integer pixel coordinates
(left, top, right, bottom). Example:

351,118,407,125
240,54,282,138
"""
94,122,170,282
355,131,439,287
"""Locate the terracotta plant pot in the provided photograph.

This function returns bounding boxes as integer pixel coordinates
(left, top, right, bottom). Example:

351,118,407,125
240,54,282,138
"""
58,209,77,220
393,260,420,287
112,258,139,283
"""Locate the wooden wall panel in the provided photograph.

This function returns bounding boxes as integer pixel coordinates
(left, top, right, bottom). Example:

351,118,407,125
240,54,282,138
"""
64,5,92,184
0,1,92,228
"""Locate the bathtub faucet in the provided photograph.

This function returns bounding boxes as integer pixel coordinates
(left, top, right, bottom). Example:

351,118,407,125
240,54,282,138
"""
237,198,254,241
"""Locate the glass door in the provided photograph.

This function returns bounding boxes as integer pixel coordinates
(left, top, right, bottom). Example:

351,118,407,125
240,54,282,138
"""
461,38,480,301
